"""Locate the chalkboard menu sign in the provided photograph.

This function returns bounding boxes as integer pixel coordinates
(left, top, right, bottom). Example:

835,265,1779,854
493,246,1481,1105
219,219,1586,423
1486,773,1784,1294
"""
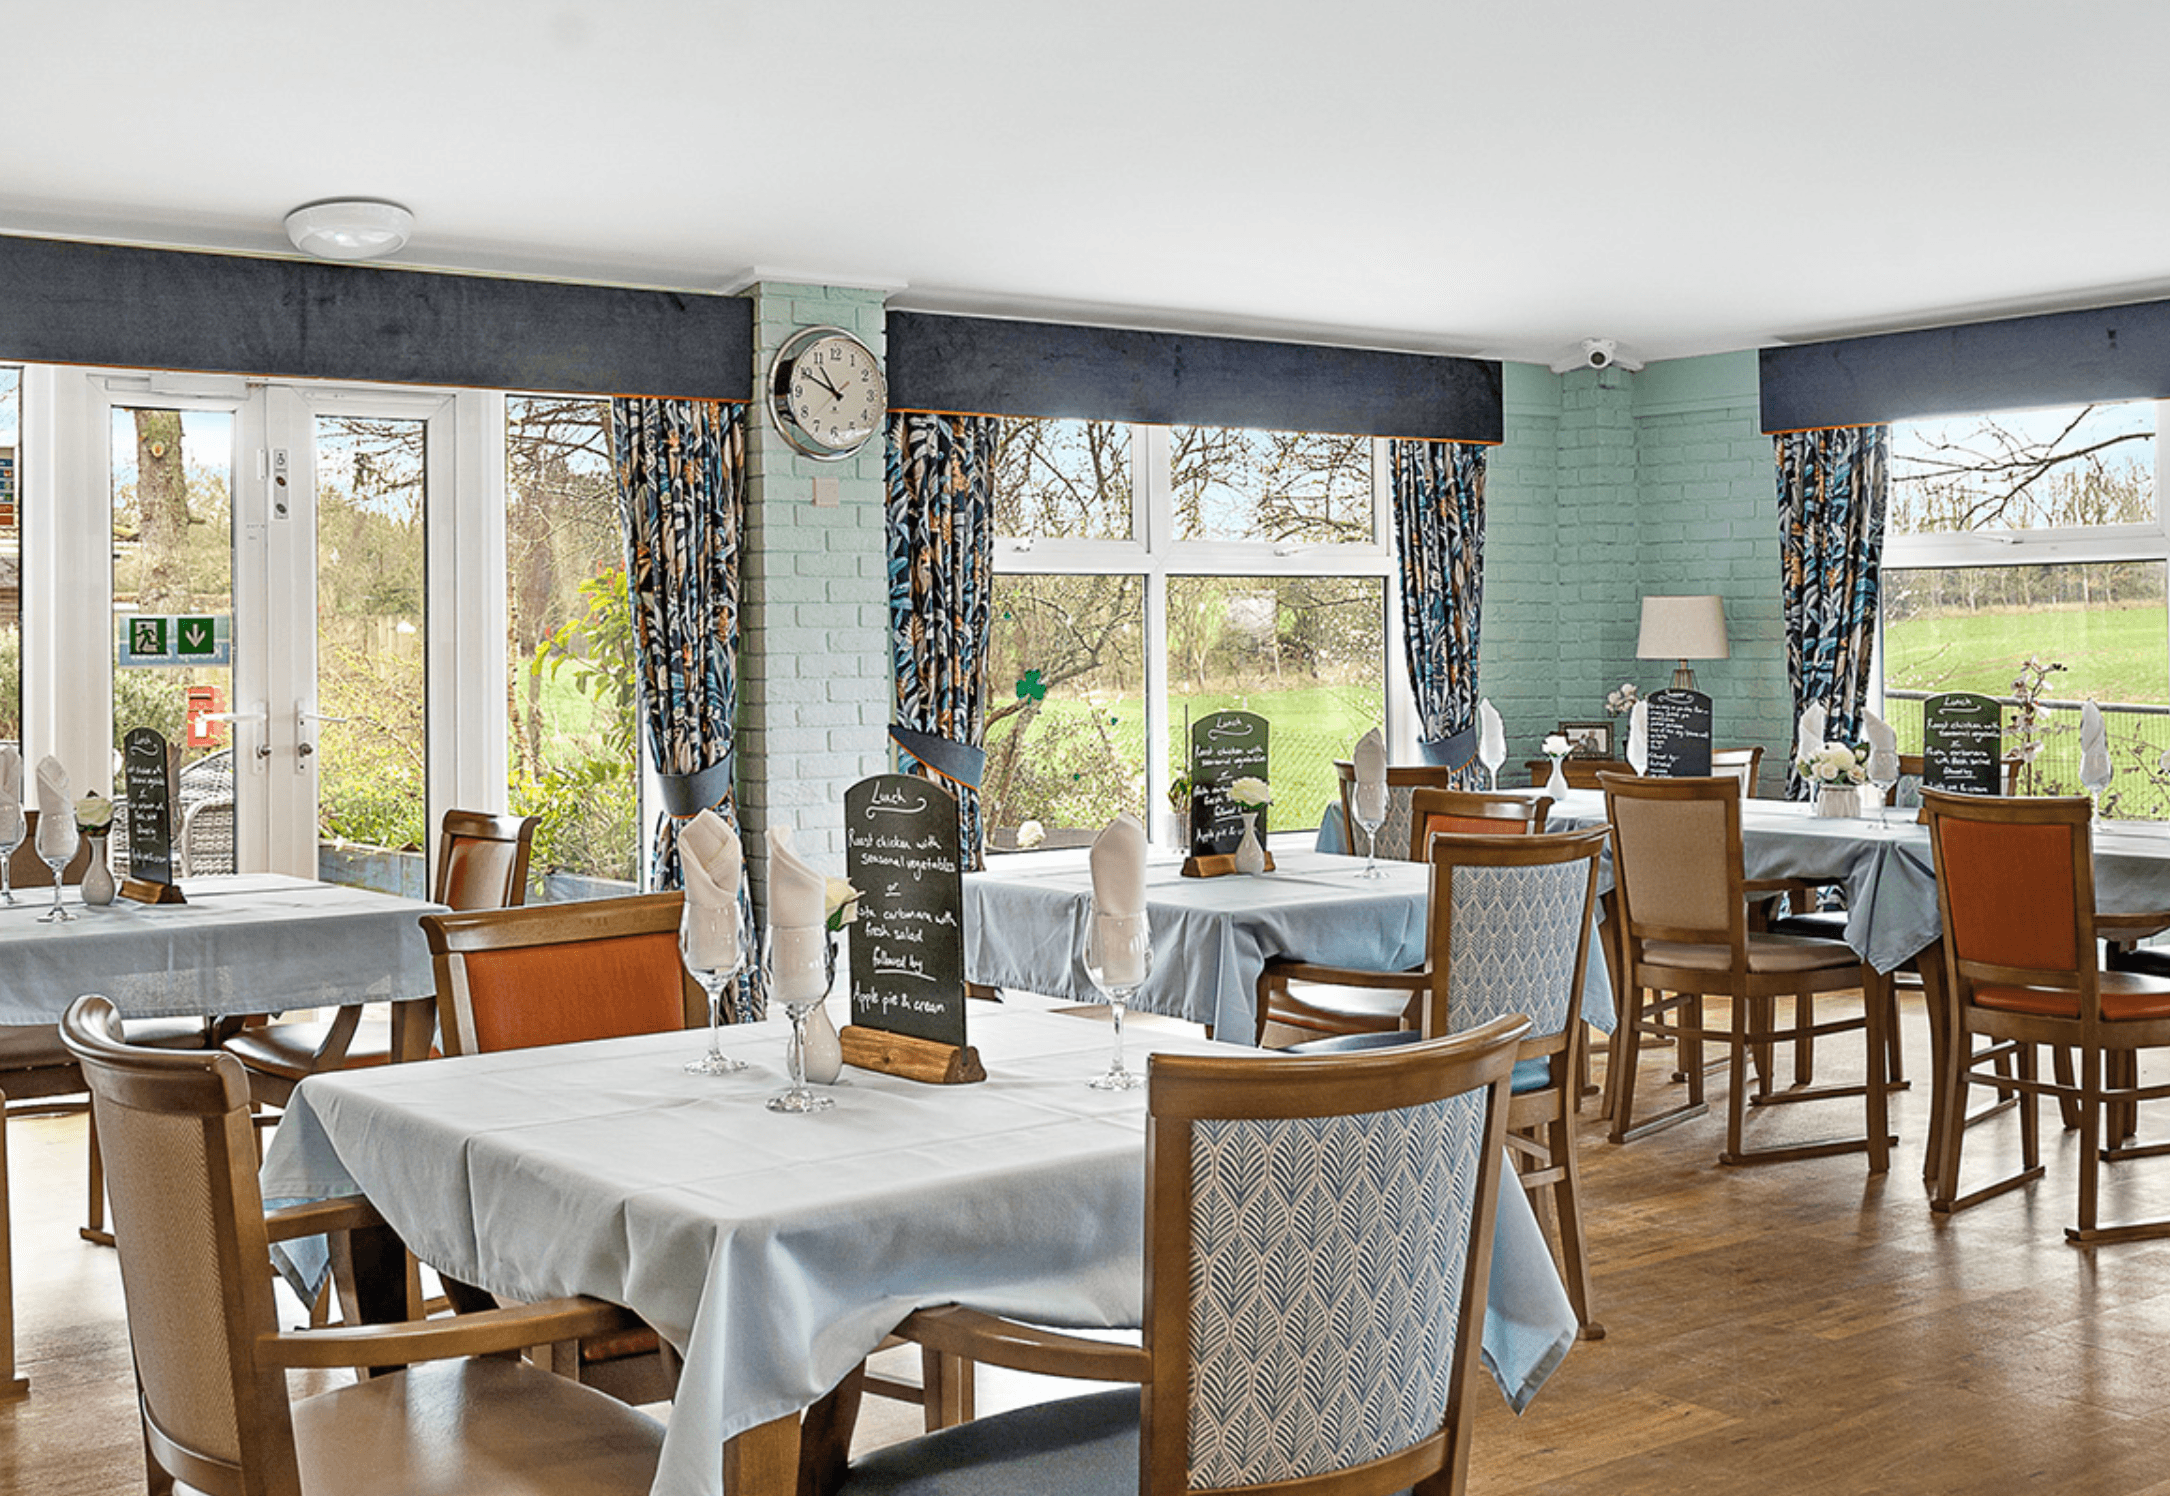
1923,692,2005,796
844,774,967,1048
1188,710,1269,859
1644,689,1713,778
122,728,178,884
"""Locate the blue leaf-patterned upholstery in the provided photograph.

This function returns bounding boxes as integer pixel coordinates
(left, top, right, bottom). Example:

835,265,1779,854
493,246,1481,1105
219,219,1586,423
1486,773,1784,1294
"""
1441,860,1590,1043
1185,1090,1484,1488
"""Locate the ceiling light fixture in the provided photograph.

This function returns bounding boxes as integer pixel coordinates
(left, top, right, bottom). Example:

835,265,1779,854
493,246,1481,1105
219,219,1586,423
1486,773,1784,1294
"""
283,199,413,261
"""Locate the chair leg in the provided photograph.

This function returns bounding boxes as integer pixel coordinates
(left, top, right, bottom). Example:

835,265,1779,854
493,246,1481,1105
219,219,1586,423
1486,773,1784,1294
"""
1863,973,1890,1175
2073,1046,2102,1242
82,1107,116,1247
1537,1113,1601,1341
1793,989,1815,1087
1883,983,1907,1090
2052,1046,2082,1130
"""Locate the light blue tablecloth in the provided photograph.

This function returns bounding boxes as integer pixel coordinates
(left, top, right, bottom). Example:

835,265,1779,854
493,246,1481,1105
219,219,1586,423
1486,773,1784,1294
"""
967,845,1588,1042
259,1002,1578,1496
0,871,440,1022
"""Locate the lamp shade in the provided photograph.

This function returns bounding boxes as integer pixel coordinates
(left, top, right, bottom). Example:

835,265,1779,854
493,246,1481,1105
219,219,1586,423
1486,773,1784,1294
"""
1636,595,1729,662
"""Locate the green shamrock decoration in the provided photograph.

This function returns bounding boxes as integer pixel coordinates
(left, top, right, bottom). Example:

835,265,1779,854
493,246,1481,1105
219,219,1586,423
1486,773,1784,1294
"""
1015,669,1047,702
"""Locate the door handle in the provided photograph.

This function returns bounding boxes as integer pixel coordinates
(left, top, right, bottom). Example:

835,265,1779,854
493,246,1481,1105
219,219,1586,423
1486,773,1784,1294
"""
294,706,349,769
203,708,273,763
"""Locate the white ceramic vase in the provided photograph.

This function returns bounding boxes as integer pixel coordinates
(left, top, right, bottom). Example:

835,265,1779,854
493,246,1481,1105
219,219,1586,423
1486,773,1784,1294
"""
1545,756,1570,799
1233,812,1267,875
1815,784,1862,819
80,834,117,907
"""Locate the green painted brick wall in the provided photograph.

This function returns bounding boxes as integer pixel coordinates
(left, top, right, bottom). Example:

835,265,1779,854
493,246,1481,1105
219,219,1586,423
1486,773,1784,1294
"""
1480,351,1789,787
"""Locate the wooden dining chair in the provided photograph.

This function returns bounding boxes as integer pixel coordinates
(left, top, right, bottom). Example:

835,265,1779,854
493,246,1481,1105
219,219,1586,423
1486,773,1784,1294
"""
1255,787,1550,1044
1711,745,1763,797
423,892,702,1057
1284,827,1610,1340
808,1017,1527,1496
60,993,667,1496
223,809,539,1104
1922,790,2170,1242
1602,772,1892,1172
1332,758,1456,862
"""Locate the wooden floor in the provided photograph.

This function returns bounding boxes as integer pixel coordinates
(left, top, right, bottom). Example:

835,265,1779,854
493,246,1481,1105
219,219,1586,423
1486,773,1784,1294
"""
10,993,2170,1493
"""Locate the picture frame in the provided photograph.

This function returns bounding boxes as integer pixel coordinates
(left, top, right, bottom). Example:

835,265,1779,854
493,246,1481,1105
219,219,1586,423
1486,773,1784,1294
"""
1557,720,1613,759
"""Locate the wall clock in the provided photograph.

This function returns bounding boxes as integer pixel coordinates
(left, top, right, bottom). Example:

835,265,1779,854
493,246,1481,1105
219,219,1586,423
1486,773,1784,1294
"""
767,326,887,461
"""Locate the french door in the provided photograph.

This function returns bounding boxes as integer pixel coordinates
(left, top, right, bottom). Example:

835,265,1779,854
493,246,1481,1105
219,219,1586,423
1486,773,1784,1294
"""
27,369,504,886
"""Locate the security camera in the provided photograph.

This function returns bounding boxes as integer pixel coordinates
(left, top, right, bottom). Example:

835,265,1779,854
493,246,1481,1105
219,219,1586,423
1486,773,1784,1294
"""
1548,338,1644,375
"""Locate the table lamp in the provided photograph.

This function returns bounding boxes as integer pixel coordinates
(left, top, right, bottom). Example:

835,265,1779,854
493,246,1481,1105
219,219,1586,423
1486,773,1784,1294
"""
1636,594,1728,691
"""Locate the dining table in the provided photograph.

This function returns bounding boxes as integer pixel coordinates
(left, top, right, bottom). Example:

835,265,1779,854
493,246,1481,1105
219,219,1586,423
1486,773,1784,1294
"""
0,871,442,1397
965,842,1615,1044
258,997,1582,1496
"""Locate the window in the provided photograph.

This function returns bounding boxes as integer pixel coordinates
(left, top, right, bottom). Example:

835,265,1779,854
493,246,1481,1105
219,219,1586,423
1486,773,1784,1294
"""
1880,400,2169,813
505,396,640,900
983,419,1395,847
0,366,17,746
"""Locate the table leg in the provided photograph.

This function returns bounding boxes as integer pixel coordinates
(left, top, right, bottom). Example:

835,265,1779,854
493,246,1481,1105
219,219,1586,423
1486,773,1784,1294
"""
0,1085,28,1398
723,1411,801,1496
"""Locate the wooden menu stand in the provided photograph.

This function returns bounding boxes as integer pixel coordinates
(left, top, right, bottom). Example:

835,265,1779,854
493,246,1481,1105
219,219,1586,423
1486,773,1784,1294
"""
119,877,185,905
838,1026,986,1085
1180,850,1275,878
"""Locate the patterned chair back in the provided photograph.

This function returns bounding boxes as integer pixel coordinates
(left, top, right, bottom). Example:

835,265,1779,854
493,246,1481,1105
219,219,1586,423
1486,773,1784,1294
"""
1144,1016,1524,1496
1334,760,1456,862
1426,828,1607,1055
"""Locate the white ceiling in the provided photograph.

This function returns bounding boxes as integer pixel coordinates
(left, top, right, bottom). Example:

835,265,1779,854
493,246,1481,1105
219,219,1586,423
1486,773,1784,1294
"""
8,0,2168,366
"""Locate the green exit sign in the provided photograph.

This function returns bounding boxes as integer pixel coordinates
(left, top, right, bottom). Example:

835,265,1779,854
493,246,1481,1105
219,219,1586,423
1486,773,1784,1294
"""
120,614,231,668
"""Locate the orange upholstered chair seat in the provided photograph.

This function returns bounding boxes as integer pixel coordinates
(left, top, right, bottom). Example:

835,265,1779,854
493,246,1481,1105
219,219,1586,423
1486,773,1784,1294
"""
461,931,690,1054
1423,811,1538,839
1972,972,2170,1023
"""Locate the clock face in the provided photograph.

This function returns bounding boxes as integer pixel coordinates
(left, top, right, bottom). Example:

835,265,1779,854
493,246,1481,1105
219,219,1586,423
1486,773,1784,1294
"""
779,332,886,458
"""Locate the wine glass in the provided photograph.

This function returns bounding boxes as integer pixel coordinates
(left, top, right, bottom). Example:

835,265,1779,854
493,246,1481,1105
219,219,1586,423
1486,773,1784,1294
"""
679,900,750,1075
1083,902,1153,1091
1354,797,1386,879
0,802,22,906
765,924,837,1113
1866,749,1900,834
37,815,78,924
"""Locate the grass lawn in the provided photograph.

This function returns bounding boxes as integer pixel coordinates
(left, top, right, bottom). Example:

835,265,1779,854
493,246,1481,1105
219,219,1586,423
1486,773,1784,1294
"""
1885,601,2168,704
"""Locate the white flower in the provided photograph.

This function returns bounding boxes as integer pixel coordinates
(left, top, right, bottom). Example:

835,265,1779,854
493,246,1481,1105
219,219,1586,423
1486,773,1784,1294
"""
74,792,114,832
1015,819,1046,849
823,876,860,931
1229,776,1272,810
1605,683,1641,715
1541,733,1571,759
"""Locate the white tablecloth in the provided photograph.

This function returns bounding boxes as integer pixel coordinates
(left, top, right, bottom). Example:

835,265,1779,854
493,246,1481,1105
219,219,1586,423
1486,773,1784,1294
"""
0,872,441,1023
259,1001,1578,1496
966,846,1436,1040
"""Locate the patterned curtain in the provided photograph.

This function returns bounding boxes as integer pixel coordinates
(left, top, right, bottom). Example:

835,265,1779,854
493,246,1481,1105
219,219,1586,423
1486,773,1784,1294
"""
1777,425,1890,797
1389,440,1487,787
610,398,760,1019
886,412,1001,867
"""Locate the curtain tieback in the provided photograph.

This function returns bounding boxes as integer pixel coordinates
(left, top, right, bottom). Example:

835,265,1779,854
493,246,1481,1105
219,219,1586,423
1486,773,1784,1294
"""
656,752,736,819
1418,724,1479,770
889,726,986,795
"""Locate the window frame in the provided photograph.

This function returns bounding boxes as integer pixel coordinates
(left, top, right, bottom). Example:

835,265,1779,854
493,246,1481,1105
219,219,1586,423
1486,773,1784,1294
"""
990,421,1409,840
1875,398,2170,709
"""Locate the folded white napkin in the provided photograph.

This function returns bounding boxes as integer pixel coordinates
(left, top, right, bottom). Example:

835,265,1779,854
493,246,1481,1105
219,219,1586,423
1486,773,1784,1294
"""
33,757,73,863
766,823,829,1002
1863,711,1900,787
0,746,20,847
1795,705,1827,766
1477,700,1506,784
1353,729,1388,825
679,809,743,971
1627,700,1650,774
2080,701,2114,795
1088,813,1148,985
